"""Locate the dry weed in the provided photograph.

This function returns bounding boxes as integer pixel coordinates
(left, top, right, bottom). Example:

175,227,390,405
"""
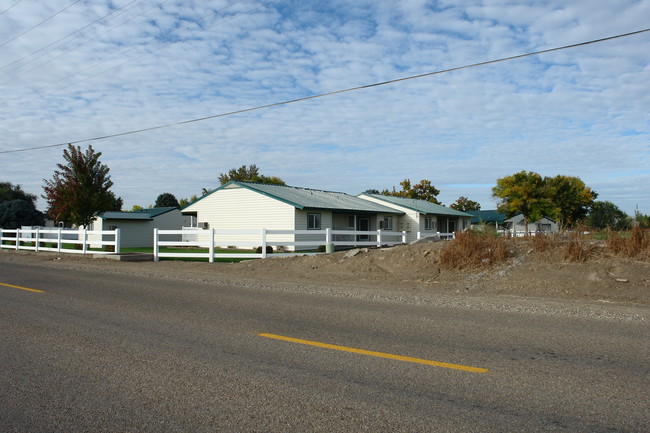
439,231,509,270
607,226,650,259
531,232,559,252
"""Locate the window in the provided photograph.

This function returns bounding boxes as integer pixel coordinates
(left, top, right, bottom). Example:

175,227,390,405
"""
424,217,434,231
307,213,321,230
382,216,393,230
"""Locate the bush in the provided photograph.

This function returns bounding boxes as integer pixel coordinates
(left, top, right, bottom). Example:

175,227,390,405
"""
255,245,273,254
439,231,509,270
564,235,592,262
607,226,649,258
531,232,558,252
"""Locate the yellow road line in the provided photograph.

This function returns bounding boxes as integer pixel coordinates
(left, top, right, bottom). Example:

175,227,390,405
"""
258,333,488,373
0,282,45,293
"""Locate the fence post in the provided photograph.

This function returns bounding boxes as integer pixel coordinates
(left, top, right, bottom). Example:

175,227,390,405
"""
153,228,159,262
261,228,267,258
209,228,215,263
402,231,407,244
377,229,382,247
115,228,121,254
15,228,20,250
82,229,88,254
57,228,62,253
417,231,421,240
35,228,40,252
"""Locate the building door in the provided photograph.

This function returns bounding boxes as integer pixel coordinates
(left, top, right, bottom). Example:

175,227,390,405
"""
447,219,456,233
358,217,370,241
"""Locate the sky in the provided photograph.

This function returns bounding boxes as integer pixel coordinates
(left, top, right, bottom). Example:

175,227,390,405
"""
1,0,648,214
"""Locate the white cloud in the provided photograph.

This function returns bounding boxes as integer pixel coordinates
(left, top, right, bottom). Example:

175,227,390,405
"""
0,0,648,215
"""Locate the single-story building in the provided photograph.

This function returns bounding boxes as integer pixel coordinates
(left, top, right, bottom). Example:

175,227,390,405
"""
356,193,473,243
466,210,508,229
181,181,405,250
503,215,559,236
90,207,189,248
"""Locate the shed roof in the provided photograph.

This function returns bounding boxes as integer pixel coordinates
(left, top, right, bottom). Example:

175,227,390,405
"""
466,210,507,224
186,181,403,214
100,207,178,221
359,193,472,217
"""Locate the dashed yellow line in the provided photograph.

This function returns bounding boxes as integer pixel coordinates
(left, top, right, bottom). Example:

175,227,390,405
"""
258,333,488,373
0,282,45,293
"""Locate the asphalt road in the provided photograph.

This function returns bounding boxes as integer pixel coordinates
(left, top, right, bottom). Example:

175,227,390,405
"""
1,260,649,432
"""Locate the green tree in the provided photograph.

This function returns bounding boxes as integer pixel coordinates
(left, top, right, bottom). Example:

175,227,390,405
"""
634,210,650,228
218,164,286,186
0,182,37,206
382,179,441,204
492,171,553,230
450,196,481,212
179,195,199,208
0,199,45,228
155,192,180,208
586,201,630,230
546,175,597,228
42,144,121,228
131,205,144,211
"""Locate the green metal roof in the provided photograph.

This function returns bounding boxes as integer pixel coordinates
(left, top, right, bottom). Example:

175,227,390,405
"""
189,181,404,214
100,207,178,221
466,210,507,224
132,207,178,218
359,193,473,217
100,211,152,221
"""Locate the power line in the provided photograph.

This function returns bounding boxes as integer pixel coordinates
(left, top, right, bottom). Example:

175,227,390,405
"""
0,0,148,75
7,0,247,101
0,0,83,49
2,27,648,155
0,0,21,18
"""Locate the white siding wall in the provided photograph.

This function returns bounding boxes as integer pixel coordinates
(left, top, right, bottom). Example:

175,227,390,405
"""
186,186,296,249
357,195,420,243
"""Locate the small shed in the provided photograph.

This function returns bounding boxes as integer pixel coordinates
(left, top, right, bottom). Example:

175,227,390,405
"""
503,215,559,236
91,207,188,248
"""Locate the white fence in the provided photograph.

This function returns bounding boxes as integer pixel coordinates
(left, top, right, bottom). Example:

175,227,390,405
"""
155,228,408,262
0,227,120,254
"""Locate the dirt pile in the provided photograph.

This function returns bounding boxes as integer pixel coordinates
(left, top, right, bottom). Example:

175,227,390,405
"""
237,239,650,304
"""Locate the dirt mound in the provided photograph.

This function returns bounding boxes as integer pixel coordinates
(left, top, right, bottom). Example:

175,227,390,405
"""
237,240,650,304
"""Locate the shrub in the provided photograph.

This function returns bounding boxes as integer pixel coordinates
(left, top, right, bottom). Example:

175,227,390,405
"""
531,232,558,252
564,236,591,262
607,226,650,258
439,231,509,270
255,245,273,254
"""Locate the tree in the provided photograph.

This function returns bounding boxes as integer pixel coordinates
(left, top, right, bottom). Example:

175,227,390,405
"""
109,192,123,211
382,179,441,204
546,175,597,228
634,210,650,228
492,171,553,230
42,144,121,228
0,199,44,229
450,196,481,212
179,195,199,208
218,164,286,186
0,182,37,206
586,201,630,230
155,192,180,208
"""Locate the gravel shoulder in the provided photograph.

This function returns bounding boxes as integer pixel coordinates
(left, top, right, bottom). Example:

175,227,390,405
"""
2,240,648,322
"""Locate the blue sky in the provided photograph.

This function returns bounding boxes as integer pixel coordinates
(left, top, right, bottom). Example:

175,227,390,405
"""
1,0,648,214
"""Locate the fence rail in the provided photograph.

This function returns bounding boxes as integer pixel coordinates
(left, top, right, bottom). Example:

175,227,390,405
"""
155,228,408,262
0,227,120,254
